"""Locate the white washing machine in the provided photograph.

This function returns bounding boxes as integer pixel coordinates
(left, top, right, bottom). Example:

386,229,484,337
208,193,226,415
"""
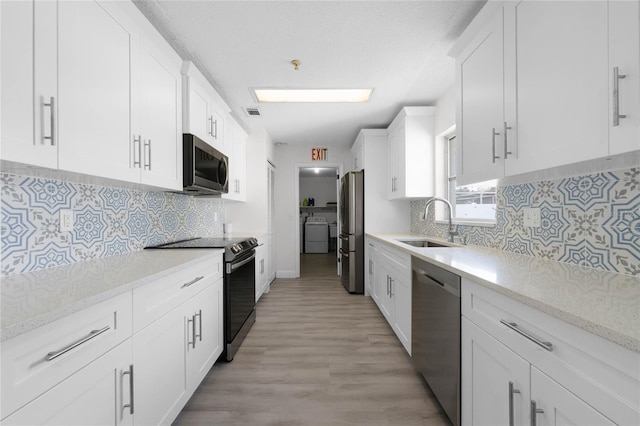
304,217,329,253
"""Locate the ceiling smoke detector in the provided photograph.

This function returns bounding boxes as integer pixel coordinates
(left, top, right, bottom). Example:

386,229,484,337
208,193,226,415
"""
243,107,261,117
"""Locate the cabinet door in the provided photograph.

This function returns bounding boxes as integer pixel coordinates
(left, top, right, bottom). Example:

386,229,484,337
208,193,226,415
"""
209,108,226,152
186,77,211,144
366,241,377,300
387,123,402,199
57,0,139,183
505,0,609,176
223,122,247,202
376,262,395,323
391,271,411,355
456,6,505,185
2,340,133,426
609,0,640,155
136,34,182,190
185,279,224,393
1,0,57,169
461,318,530,426
255,244,266,302
530,367,615,426
133,307,187,426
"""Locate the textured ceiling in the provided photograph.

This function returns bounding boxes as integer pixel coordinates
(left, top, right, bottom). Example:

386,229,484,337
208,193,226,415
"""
134,0,486,147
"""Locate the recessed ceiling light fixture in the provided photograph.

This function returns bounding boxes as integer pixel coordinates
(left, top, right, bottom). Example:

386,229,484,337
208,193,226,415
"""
253,88,373,103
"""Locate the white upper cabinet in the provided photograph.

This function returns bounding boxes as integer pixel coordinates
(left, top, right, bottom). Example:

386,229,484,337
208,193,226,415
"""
133,26,183,190
387,107,436,199
451,0,640,185
504,0,609,177
222,119,248,202
1,1,182,190
56,0,139,184
1,0,60,170
609,0,640,155
454,7,506,185
182,61,230,154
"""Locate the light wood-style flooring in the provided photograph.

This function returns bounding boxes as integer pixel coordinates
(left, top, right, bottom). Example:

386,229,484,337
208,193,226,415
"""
173,253,450,425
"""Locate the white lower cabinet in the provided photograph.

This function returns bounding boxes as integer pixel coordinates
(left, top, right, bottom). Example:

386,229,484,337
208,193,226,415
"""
2,340,133,426
133,255,224,426
133,305,187,426
462,278,640,426
185,280,224,393
371,240,412,355
365,238,378,299
1,254,224,426
462,317,531,426
255,240,268,302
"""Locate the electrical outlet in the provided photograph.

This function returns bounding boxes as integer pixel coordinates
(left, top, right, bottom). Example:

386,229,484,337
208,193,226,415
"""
213,212,219,222
523,208,541,227
59,209,74,232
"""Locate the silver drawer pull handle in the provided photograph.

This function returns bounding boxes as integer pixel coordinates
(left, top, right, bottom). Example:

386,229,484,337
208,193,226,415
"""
122,364,134,415
181,275,204,289
46,326,110,361
500,319,553,351
509,381,521,426
530,400,544,426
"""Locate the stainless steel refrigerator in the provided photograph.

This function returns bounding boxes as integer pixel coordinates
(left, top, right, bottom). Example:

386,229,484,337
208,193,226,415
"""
339,171,364,294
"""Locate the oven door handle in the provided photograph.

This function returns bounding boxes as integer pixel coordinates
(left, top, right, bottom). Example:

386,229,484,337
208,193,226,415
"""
227,253,256,274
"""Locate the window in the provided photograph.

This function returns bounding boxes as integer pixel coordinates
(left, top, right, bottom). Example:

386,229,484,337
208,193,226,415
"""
436,131,496,224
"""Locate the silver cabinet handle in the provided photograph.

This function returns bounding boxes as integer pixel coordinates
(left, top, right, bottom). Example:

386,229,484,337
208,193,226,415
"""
500,319,553,351
530,400,544,426
121,364,134,416
187,315,196,349
509,381,521,426
386,275,390,295
213,119,218,140
613,66,627,127
389,277,394,298
368,259,372,275
46,326,110,361
208,116,213,136
195,310,202,342
133,135,141,168
143,139,151,170
181,275,204,289
503,122,512,159
43,97,55,146
492,128,501,163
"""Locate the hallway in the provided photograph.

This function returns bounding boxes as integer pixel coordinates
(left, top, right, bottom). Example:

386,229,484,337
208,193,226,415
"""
173,253,449,425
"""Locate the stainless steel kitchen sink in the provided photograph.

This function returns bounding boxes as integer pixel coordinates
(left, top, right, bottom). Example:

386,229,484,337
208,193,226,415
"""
395,239,451,248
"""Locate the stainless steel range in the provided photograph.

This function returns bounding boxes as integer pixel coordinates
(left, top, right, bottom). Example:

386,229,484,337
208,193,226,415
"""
146,237,258,361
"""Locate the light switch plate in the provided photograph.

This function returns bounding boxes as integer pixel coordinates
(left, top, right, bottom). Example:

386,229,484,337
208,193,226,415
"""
523,208,541,227
59,209,74,232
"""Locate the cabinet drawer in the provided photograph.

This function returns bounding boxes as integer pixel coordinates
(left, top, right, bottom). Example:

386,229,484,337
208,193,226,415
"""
133,254,222,333
1,292,132,420
462,278,640,422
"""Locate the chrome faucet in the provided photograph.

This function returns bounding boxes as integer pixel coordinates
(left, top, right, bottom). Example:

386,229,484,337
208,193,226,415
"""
424,197,459,243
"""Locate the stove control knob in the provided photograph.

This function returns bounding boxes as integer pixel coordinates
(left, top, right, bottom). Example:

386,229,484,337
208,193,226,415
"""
231,244,241,254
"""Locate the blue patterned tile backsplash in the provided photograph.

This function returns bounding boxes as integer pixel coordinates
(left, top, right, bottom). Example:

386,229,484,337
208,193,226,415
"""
411,167,640,276
1,173,225,276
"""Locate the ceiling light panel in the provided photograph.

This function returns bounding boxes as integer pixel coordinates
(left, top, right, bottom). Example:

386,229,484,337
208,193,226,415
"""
253,88,373,103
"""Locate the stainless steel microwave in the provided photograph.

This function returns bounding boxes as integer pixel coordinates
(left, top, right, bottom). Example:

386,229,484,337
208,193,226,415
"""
183,134,229,195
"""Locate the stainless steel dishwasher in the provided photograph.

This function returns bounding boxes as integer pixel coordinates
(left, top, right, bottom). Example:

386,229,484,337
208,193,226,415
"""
412,256,461,426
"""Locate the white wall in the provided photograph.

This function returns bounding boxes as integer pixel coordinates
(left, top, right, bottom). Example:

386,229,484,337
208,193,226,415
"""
225,128,274,234
274,144,350,278
300,175,337,206
435,85,456,135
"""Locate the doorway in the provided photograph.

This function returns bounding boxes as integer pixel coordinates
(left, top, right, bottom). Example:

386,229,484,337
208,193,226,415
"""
295,163,342,278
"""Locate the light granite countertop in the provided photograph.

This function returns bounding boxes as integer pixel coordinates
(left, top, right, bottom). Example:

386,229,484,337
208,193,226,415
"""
1,248,223,341
368,233,640,353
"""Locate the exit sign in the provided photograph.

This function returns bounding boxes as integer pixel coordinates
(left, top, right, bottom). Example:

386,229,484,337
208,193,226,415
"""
311,147,328,161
